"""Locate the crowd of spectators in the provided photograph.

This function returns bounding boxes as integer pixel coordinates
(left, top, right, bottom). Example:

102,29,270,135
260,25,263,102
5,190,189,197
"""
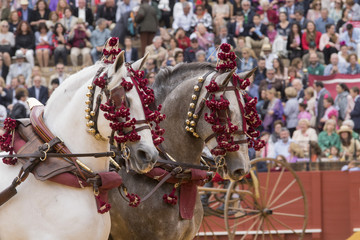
0,0,360,165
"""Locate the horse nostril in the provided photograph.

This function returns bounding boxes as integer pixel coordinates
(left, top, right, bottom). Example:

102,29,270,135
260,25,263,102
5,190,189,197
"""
136,149,148,163
232,169,246,179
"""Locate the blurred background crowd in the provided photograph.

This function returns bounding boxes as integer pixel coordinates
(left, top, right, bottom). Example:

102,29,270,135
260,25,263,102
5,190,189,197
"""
0,0,360,165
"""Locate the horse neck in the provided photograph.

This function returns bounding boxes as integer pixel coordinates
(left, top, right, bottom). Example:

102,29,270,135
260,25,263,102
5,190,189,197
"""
158,77,204,164
44,65,110,172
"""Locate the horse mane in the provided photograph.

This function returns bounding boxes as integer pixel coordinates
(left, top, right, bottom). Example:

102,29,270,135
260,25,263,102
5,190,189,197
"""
152,62,215,104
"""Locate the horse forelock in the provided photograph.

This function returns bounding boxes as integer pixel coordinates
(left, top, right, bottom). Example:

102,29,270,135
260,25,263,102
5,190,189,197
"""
152,62,215,104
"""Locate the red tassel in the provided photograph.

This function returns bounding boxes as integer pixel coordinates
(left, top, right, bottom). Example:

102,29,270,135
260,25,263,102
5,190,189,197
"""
95,195,111,214
163,187,178,205
126,193,141,207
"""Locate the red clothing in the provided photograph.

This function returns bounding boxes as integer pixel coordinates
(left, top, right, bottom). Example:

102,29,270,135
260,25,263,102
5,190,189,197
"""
177,37,191,50
301,31,322,50
256,9,279,25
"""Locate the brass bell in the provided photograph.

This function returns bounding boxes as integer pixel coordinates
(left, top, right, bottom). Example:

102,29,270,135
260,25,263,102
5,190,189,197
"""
190,103,195,108
86,92,92,98
85,114,91,120
198,77,204,82
194,85,200,91
190,121,196,127
90,111,95,116
185,119,190,125
85,100,91,105
192,95,197,100
86,121,94,127
185,126,190,131
193,114,198,119
193,132,199,138
189,128,194,133
88,128,96,134
88,85,93,90
187,112,193,117
95,133,101,140
85,107,91,113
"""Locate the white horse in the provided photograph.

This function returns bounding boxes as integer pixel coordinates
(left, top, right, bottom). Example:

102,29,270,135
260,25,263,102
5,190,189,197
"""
0,52,158,240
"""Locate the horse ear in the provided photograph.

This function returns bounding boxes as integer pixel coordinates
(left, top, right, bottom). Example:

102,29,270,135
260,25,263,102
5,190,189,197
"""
132,52,149,71
237,67,257,80
113,50,125,73
221,69,236,86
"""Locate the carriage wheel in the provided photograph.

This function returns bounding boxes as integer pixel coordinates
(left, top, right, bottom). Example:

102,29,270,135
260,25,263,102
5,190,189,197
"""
224,158,308,240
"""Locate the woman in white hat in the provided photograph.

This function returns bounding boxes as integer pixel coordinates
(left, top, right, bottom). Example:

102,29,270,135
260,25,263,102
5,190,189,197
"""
338,125,360,161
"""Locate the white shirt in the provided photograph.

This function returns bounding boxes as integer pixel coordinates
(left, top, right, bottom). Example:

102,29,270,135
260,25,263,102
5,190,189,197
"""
78,8,86,22
172,12,193,31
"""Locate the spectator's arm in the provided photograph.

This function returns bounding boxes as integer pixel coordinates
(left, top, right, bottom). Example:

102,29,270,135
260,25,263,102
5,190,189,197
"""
9,33,15,47
350,99,360,118
301,33,309,50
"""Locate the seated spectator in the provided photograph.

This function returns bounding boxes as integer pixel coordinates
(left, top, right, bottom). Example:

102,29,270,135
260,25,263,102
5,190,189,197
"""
49,78,59,96
0,21,14,67
59,7,77,33
305,86,316,126
195,50,206,62
293,118,317,155
320,96,338,123
292,78,304,101
172,2,192,33
17,0,36,26
341,161,360,171
232,0,241,16
227,14,247,38
302,41,325,67
174,28,191,51
324,53,348,76
9,87,29,119
15,21,35,67
346,54,360,75
144,58,158,75
50,63,69,85
257,89,267,119
259,68,283,94
267,23,277,44
69,18,92,67
51,23,70,66
7,77,21,106
190,5,213,32
293,9,308,31
96,0,117,29
273,12,290,58
31,0,50,30
46,11,59,32
343,120,359,139
306,0,321,22
124,36,138,62
298,103,312,121
287,22,302,61
318,119,341,156
261,44,278,69
330,0,343,25
174,51,184,64
191,23,214,51
55,0,70,20
319,24,339,65
257,131,272,158
336,8,349,33
273,58,288,84
254,57,266,85
291,58,305,79
270,128,293,159
90,18,111,63
309,140,323,162
0,1,10,22
288,142,304,163
307,52,325,75
240,0,255,25
173,0,193,23
184,37,204,63
237,47,257,73
338,126,360,161
335,83,352,121
350,86,360,134
345,0,360,21
6,51,31,86
338,44,349,65
73,0,94,30
146,72,156,86
315,9,335,34
35,23,52,68
145,36,168,68
212,0,230,21
8,10,20,33
340,24,360,57
262,88,284,133
315,81,331,129
284,87,299,135
245,14,269,51
218,26,236,49
206,37,220,63
257,0,279,25
0,77,10,107
247,74,259,99
28,75,48,105
302,21,322,53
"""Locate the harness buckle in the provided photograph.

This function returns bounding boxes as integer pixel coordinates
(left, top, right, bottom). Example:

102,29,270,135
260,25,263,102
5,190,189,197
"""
40,151,47,161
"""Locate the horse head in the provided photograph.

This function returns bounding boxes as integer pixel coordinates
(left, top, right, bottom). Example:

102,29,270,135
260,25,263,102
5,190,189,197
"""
96,51,159,174
192,68,257,181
